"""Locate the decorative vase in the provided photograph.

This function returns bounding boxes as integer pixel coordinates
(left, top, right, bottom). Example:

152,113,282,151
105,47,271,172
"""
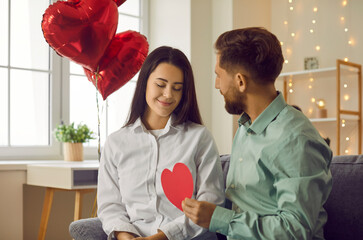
316,108,328,118
63,142,84,161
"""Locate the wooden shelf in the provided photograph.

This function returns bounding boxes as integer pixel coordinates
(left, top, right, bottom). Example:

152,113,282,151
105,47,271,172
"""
309,118,336,122
278,66,359,81
279,59,362,155
309,115,359,122
279,67,336,78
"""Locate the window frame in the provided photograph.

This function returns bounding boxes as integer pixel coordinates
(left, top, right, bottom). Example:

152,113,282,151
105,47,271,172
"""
0,0,148,160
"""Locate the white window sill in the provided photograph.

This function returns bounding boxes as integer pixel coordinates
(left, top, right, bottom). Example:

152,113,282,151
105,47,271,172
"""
0,160,98,171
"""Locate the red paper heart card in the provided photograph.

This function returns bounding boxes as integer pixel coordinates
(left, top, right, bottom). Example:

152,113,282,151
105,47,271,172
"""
161,163,194,211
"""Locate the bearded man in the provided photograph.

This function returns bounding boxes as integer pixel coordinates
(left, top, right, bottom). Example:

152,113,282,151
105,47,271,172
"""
182,27,332,240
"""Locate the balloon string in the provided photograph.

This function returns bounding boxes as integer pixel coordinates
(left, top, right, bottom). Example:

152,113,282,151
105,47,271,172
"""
95,66,101,162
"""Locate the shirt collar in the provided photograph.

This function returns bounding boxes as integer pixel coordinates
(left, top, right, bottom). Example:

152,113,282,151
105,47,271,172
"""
238,91,287,134
130,114,183,133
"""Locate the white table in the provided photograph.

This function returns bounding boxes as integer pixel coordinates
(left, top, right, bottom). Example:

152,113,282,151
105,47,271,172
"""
27,161,99,240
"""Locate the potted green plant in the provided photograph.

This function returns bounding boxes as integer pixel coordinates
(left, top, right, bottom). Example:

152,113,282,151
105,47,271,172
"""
54,122,95,161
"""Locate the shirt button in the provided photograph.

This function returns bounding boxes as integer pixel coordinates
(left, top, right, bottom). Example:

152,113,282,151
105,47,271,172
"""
230,184,235,189
239,157,243,162
216,230,220,233
236,207,241,213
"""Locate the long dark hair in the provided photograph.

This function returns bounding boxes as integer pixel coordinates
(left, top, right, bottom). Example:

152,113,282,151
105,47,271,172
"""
125,46,202,126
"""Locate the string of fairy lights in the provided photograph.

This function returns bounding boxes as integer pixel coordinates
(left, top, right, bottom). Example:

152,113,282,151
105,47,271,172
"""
281,0,357,155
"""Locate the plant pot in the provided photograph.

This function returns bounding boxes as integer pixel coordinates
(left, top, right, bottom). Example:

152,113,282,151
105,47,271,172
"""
63,142,84,161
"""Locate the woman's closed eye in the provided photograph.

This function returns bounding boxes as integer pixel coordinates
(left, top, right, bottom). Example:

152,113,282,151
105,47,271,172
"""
156,83,166,88
156,83,182,92
173,86,183,91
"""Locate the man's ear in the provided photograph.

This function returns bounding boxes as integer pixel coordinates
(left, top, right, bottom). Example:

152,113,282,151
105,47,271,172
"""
235,73,246,93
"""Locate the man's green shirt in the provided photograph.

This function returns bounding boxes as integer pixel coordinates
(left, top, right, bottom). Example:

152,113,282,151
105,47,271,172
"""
210,92,332,239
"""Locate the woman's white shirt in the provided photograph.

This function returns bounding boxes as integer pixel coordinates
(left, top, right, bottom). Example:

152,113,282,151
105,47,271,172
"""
97,115,225,240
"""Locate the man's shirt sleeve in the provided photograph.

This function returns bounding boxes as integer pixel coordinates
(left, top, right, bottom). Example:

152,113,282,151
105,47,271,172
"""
209,136,332,240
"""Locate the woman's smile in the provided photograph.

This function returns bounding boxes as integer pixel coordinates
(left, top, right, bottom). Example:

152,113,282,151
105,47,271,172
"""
157,99,173,107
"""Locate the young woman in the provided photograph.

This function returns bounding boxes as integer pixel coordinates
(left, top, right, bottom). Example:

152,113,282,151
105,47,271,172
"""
97,46,225,240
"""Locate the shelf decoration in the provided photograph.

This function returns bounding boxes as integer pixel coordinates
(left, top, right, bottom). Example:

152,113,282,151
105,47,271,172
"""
304,57,319,70
316,99,327,118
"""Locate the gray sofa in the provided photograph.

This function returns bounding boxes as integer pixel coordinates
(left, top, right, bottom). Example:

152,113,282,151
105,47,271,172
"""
69,154,363,240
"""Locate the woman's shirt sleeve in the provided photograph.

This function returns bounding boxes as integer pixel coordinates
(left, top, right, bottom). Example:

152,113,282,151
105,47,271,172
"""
97,138,141,239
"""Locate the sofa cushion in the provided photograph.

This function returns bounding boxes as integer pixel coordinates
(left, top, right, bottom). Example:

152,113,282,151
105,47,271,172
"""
324,155,363,240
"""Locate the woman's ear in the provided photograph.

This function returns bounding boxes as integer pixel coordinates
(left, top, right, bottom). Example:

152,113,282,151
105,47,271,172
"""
235,73,246,93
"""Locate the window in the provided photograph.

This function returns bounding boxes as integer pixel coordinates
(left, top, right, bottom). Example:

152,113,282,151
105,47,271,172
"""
0,0,148,159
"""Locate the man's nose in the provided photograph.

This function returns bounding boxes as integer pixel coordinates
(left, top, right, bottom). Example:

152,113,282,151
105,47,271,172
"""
215,78,220,89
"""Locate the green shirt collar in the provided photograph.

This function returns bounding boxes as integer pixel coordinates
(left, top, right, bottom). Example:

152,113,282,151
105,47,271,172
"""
238,92,287,135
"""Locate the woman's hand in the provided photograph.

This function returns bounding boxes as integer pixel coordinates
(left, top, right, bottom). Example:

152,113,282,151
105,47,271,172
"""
116,231,138,240
132,231,168,240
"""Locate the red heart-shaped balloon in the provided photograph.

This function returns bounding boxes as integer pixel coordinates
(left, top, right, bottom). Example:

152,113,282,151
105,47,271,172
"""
113,0,127,7
41,0,118,72
161,163,194,211
84,30,149,100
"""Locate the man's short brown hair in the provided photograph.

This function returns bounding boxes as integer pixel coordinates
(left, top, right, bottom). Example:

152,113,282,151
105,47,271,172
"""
215,27,284,84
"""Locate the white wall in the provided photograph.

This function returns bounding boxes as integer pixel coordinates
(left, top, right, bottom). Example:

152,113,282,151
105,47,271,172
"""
271,0,363,72
211,0,234,154
148,0,191,56
270,0,363,154
190,0,213,131
149,0,235,154
0,171,25,240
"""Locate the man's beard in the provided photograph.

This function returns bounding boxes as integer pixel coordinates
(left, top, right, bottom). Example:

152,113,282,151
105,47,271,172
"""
223,87,245,115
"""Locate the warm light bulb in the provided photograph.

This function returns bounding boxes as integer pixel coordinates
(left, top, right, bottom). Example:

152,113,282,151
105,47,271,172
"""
291,32,295,37
315,45,321,51
310,78,314,82
344,57,349,62
290,6,294,11
346,137,350,141
340,17,345,21
288,82,293,87
344,94,350,101
313,7,318,12
289,0,293,3
311,97,316,103
344,83,348,88
345,149,349,154
342,0,347,6
342,119,346,127
316,99,326,109
308,85,312,89
312,20,316,24
280,41,284,46
289,89,294,93
348,40,352,45
345,28,348,32
286,48,292,54
284,21,288,25
308,108,313,114
285,59,289,64
310,29,314,33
